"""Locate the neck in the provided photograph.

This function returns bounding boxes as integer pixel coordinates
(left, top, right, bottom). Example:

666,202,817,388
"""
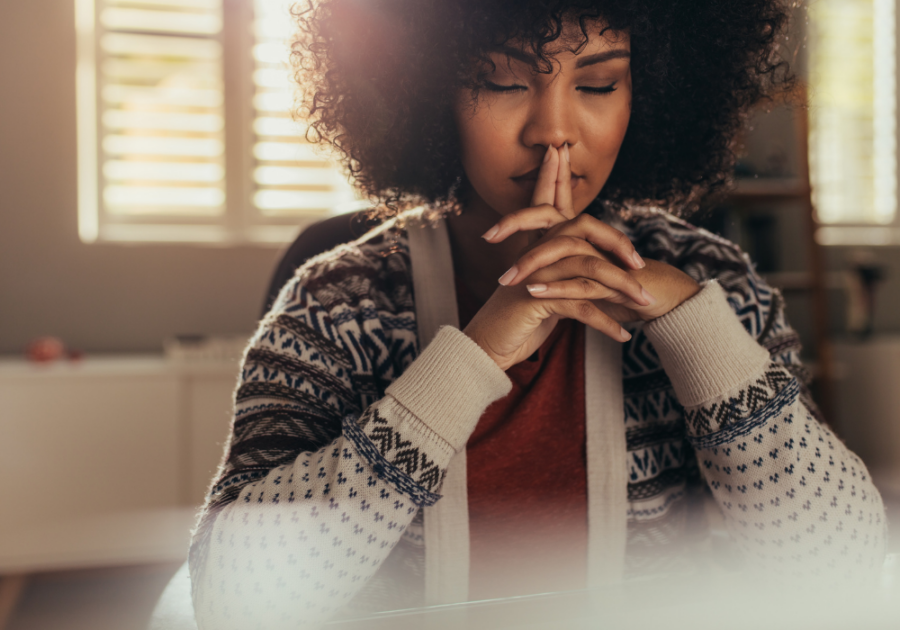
445,194,538,307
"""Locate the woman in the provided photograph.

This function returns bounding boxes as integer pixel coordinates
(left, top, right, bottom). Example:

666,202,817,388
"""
189,1,887,627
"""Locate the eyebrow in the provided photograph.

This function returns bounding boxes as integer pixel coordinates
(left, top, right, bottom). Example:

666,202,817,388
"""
496,45,630,69
574,49,631,68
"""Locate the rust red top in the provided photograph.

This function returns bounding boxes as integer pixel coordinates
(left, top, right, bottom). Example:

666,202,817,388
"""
456,277,588,600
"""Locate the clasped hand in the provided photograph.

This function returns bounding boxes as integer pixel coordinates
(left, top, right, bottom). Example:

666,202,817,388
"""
463,144,700,371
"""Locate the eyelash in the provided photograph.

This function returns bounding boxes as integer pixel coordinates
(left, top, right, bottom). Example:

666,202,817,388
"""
483,81,618,95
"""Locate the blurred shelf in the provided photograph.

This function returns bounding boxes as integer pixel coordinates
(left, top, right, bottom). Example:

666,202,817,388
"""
731,177,808,200
762,270,848,291
0,508,195,574
0,354,239,377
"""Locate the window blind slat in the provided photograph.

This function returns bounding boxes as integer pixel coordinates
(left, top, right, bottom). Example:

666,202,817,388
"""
77,0,362,244
250,0,359,218
96,0,226,219
809,0,897,225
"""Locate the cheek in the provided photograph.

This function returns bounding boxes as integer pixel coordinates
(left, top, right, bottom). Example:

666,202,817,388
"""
599,103,631,157
457,116,482,169
585,102,631,172
456,109,514,201
574,102,630,208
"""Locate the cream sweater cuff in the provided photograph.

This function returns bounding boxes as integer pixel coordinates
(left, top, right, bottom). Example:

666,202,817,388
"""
385,326,512,452
643,280,771,408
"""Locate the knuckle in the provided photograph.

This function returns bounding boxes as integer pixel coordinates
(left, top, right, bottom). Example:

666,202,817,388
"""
578,277,595,294
582,256,604,275
576,300,595,319
575,213,593,227
519,251,538,269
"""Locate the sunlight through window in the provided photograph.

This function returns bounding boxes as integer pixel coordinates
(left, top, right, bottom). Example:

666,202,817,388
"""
76,0,362,245
809,0,897,227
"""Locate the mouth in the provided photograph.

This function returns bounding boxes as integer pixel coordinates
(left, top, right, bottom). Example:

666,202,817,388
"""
511,167,585,186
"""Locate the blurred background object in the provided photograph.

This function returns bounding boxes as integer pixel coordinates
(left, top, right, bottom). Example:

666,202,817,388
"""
163,333,248,363
24,337,66,363
844,250,888,338
1,0,900,629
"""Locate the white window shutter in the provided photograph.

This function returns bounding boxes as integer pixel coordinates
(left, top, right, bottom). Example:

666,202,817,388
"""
76,0,363,245
809,0,897,227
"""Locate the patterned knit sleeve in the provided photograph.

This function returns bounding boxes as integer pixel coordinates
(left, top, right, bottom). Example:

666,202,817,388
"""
644,278,887,581
188,256,511,629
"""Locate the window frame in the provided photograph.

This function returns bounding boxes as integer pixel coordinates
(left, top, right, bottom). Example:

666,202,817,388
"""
809,0,900,247
75,0,363,247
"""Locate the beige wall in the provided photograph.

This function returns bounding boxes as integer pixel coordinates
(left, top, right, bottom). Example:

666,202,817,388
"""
0,1,282,355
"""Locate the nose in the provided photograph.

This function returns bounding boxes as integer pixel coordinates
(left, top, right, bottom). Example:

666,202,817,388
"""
520,82,578,153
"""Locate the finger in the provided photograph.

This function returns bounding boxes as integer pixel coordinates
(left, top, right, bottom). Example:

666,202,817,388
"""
555,143,574,220
539,298,631,342
526,278,632,304
525,255,655,306
482,203,567,243
502,235,600,284
551,213,646,270
531,145,559,208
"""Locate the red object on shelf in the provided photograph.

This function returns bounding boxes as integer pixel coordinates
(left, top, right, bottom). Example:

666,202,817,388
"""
26,337,66,363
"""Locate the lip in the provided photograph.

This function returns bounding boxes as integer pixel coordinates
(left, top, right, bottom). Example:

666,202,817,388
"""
511,167,585,190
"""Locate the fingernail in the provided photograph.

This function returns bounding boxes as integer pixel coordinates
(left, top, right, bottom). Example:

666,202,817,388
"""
632,251,645,269
527,284,547,294
619,327,632,342
641,287,656,305
498,266,518,286
562,143,570,163
482,225,499,240
543,146,553,163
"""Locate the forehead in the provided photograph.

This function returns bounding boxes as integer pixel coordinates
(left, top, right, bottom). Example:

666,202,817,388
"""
499,20,630,65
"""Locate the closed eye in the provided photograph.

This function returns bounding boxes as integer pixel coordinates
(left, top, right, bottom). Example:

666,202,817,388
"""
483,81,525,92
578,83,617,95
484,81,618,95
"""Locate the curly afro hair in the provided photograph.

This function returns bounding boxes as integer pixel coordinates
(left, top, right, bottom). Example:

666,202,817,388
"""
291,0,794,217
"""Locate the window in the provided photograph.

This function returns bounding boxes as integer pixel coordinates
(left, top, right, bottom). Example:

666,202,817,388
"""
809,0,900,245
75,0,362,245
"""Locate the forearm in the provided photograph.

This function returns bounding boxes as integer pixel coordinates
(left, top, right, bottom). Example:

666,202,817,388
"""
645,282,887,578
191,422,433,630
190,326,511,629
688,371,886,578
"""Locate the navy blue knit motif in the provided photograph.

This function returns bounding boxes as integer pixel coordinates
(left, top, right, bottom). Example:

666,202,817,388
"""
342,414,442,507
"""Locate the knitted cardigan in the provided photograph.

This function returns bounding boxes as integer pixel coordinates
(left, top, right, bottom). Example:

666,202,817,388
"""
188,207,886,629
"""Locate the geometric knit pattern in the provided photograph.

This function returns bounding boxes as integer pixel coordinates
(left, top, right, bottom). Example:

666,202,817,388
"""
189,207,886,629
358,407,446,494
613,207,884,577
692,388,884,579
684,367,794,435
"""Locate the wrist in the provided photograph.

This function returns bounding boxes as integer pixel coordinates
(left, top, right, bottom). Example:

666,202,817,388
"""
643,280,770,407
640,275,701,322
462,321,509,371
